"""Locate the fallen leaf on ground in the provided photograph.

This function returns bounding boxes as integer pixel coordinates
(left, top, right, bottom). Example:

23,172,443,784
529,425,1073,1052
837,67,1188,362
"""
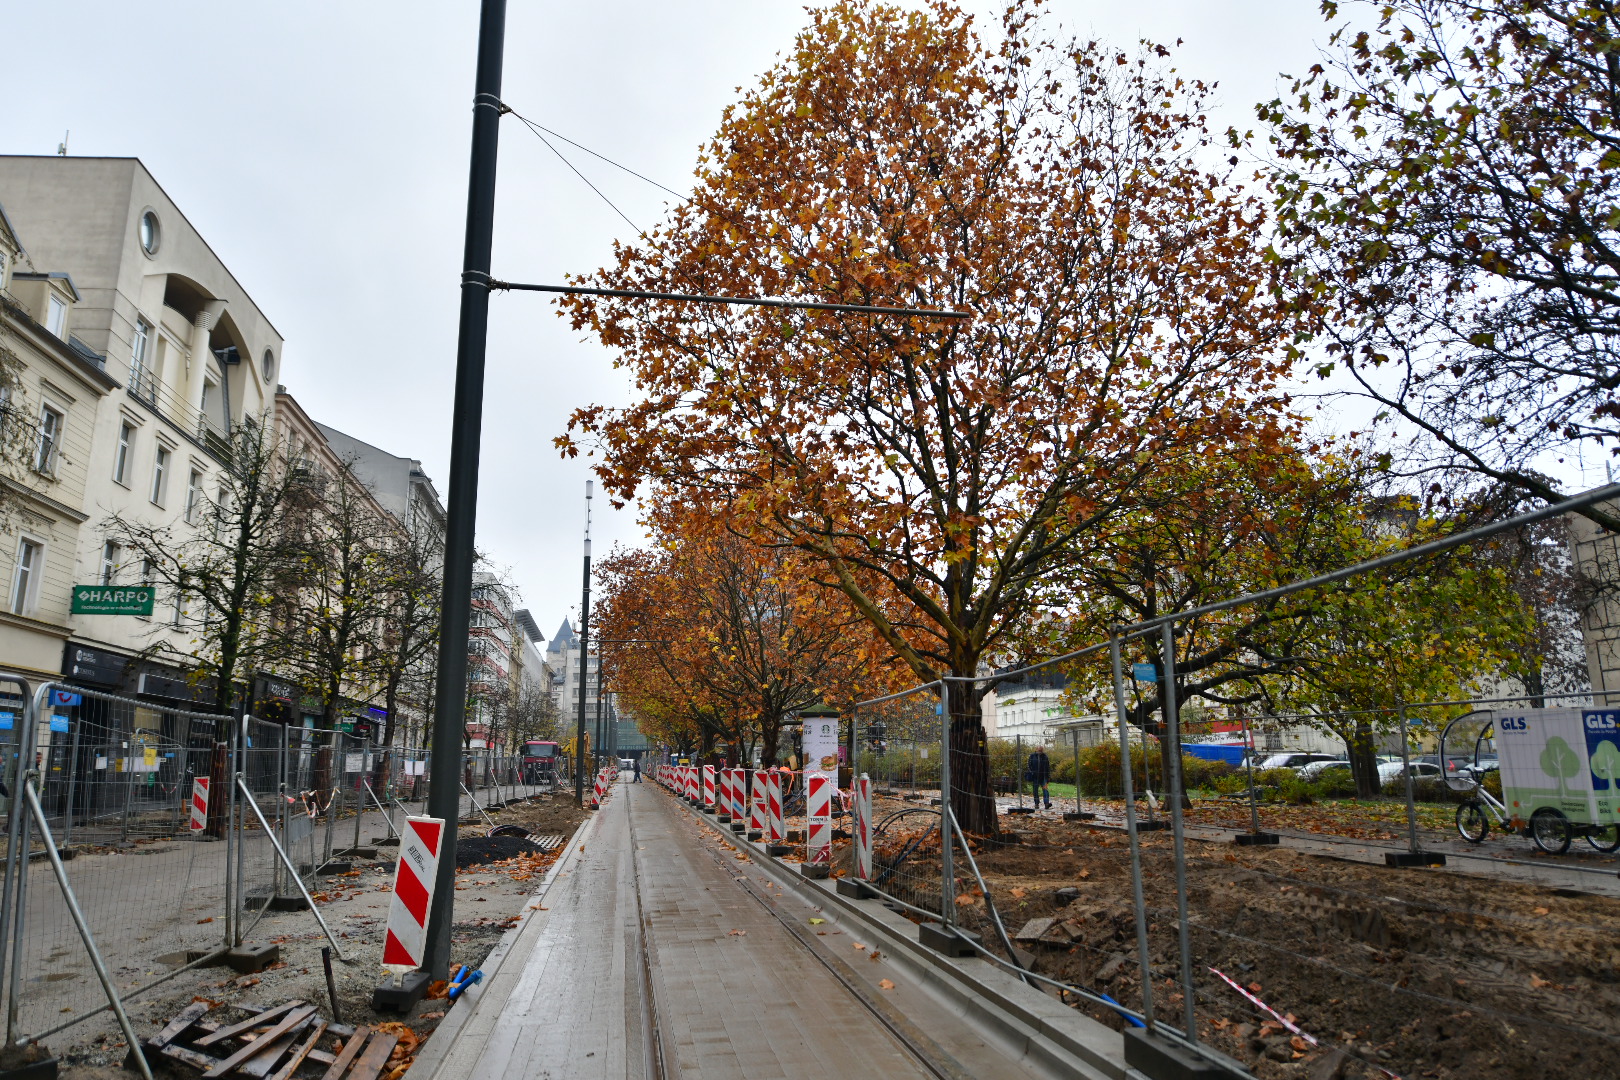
728,929,747,936
1248,982,1263,994
854,943,867,950
1010,887,1027,899
1078,869,1091,880
809,918,825,925
1532,907,1549,916
878,979,895,990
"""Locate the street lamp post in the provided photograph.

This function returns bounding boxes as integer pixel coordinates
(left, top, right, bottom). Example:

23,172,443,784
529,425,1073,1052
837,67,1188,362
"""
417,0,506,985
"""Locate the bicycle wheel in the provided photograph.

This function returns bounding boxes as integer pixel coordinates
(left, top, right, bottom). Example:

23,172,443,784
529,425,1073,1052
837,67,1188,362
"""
1531,808,1571,855
1586,823,1620,854
1455,801,1489,843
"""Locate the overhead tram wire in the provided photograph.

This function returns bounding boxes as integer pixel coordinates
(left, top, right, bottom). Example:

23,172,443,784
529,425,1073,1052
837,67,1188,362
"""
499,103,971,323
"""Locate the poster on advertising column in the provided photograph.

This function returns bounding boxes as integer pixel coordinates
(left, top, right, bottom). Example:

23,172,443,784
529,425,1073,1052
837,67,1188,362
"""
802,716,839,776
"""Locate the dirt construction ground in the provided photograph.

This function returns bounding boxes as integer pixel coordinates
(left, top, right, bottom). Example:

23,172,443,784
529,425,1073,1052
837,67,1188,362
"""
35,791,590,1078
875,804,1620,1080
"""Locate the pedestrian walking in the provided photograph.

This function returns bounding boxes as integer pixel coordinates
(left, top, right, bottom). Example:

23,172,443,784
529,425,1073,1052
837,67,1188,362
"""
632,757,641,783
1027,745,1052,809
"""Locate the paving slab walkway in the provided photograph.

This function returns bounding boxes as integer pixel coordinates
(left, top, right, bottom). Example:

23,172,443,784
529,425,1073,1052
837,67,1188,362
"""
426,781,1045,1080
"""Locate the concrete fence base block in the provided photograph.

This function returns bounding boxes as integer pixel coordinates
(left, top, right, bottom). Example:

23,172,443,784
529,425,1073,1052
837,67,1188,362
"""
747,830,762,841
701,807,716,815
1123,1027,1244,1079
1134,820,1170,832
716,814,732,823
1064,811,1097,822
315,861,355,876
1004,806,1037,816
224,943,281,974
766,844,793,857
835,879,877,900
800,864,832,880
0,1056,58,1080
335,846,379,859
1233,832,1280,847
371,969,433,1013
918,922,981,957
730,822,745,834
1384,850,1446,868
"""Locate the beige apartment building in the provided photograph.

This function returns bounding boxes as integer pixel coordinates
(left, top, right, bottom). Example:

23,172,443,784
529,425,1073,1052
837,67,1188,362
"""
0,156,282,703
0,204,120,679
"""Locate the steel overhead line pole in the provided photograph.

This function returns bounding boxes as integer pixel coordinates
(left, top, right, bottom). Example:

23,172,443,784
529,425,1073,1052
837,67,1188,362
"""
575,481,593,808
420,0,506,983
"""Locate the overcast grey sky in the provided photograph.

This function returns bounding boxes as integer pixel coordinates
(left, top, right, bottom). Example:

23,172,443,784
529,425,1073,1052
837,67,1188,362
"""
5,1,1330,633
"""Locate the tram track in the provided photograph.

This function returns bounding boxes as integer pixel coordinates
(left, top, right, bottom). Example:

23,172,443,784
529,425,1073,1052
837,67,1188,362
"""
625,793,675,1080
676,794,972,1080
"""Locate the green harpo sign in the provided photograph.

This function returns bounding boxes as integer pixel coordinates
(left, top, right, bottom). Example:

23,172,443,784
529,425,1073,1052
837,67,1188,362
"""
70,585,155,616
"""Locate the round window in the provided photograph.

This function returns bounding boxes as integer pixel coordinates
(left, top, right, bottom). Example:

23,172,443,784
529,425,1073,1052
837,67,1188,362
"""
139,210,161,255
261,349,275,381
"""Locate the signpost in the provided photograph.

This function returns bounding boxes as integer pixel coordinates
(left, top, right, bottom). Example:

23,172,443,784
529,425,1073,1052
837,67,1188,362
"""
70,585,155,616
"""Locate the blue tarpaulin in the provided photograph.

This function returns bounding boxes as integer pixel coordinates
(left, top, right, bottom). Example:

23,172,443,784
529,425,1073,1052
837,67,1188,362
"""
1183,743,1246,767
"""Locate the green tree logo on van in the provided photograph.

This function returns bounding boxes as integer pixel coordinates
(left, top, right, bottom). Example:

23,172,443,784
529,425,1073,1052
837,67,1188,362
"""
1591,739,1620,791
1542,736,1582,795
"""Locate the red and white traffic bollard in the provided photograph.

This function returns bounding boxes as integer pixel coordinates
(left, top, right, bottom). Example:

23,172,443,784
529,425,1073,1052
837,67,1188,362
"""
702,765,716,813
748,769,765,840
804,773,833,878
717,766,733,822
766,770,788,852
854,773,873,881
189,776,210,833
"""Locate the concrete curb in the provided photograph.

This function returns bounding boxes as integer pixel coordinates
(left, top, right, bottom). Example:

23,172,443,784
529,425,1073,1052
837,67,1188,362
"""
407,801,606,1080
669,784,1129,1080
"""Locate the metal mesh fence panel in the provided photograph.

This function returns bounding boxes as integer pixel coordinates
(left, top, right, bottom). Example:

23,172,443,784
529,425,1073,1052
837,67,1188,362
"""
4,683,231,1042
853,685,947,922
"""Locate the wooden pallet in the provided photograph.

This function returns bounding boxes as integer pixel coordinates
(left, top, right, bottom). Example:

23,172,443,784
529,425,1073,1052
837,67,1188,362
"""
145,1001,400,1080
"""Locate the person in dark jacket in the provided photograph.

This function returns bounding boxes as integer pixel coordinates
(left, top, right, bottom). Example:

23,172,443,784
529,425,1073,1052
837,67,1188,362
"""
1027,746,1052,809
632,757,641,783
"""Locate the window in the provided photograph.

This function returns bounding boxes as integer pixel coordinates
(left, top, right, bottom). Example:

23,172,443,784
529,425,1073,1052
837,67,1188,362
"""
35,405,62,475
185,469,203,523
172,587,185,626
10,538,41,615
46,294,66,337
139,210,160,255
130,318,152,396
261,349,275,382
150,446,170,505
113,422,133,485
100,541,120,585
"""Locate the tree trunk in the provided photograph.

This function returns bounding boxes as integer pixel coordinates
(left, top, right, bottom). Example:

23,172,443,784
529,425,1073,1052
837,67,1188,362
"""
1349,719,1381,799
946,681,998,836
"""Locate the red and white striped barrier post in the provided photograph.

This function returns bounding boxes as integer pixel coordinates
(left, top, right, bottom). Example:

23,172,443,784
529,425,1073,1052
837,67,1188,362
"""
854,774,872,879
189,776,210,833
748,769,765,840
686,765,697,803
591,769,604,810
804,773,833,878
381,816,445,972
729,768,747,833
766,770,788,854
716,766,733,823
702,765,717,813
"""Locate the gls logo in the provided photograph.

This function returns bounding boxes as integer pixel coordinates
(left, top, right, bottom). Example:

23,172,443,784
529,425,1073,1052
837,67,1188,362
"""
1587,713,1620,732
1500,716,1529,731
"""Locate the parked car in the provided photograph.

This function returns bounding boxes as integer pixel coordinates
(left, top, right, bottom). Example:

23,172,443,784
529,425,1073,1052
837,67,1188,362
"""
1255,752,1341,771
1376,760,1443,784
1294,759,1354,780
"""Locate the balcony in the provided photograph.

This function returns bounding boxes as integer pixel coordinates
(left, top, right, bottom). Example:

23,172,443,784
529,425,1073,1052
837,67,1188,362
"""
126,366,232,463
